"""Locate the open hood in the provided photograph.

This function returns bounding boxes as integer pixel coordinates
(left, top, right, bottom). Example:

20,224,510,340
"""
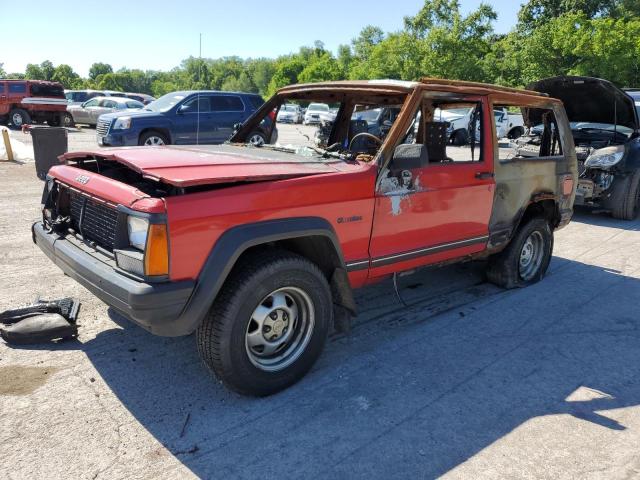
62,145,340,188
527,76,638,130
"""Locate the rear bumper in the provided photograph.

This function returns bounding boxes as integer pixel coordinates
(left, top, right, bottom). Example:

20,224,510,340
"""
33,222,196,336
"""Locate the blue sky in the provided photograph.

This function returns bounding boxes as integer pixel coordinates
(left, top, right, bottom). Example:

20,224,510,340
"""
2,0,520,77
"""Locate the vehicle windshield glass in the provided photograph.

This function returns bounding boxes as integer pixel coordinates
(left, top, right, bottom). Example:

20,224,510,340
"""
231,90,408,161
352,108,381,122
307,103,329,112
144,93,186,112
628,92,640,118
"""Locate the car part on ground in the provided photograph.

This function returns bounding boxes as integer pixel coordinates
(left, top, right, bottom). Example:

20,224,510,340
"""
33,78,577,395
0,297,80,345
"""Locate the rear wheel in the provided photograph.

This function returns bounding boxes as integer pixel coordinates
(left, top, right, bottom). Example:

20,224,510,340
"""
62,112,75,128
139,130,168,146
9,109,31,128
197,250,332,396
486,217,553,289
611,171,640,220
248,131,266,146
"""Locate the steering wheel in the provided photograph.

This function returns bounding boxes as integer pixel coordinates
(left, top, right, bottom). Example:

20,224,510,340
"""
348,132,383,151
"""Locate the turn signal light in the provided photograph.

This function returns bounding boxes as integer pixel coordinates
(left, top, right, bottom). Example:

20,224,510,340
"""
144,224,169,276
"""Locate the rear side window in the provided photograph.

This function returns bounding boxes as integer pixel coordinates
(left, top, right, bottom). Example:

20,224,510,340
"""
8,83,27,94
246,95,264,109
126,101,142,109
499,106,563,160
30,83,64,97
211,95,245,112
101,99,118,108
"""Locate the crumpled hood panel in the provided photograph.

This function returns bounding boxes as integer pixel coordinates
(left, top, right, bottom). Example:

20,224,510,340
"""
62,145,341,187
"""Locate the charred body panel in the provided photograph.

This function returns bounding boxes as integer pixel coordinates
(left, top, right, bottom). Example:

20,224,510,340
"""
528,76,640,219
487,95,577,251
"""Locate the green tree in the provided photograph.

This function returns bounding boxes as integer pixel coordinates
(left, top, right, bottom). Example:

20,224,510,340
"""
51,64,80,88
89,62,113,80
0,63,5,77
221,72,256,92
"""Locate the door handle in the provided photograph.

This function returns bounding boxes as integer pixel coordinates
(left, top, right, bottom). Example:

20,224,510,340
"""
475,172,494,180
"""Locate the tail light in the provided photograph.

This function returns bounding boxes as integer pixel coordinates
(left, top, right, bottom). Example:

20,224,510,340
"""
268,109,276,122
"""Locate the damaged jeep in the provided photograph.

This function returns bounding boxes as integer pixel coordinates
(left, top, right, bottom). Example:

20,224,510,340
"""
33,79,576,396
527,76,640,220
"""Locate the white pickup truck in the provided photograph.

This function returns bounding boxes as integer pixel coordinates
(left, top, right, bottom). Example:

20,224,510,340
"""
436,106,525,145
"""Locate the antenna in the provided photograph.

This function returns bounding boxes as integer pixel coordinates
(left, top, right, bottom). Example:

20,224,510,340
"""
196,33,202,145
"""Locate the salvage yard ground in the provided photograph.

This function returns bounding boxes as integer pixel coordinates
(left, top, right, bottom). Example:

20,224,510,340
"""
2,126,640,479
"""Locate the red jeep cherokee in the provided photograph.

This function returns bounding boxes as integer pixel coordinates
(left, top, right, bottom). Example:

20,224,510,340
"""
0,79,68,127
33,79,577,396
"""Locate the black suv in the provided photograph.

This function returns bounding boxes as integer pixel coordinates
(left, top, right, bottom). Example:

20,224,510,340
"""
529,76,640,220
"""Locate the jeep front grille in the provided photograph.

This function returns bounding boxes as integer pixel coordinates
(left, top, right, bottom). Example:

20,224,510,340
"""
69,191,119,250
96,119,111,136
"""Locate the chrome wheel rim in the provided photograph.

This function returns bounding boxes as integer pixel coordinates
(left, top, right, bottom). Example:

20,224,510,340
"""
12,113,23,126
249,133,265,146
245,287,315,372
63,114,73,127
519,231,544,281
144,136,165,146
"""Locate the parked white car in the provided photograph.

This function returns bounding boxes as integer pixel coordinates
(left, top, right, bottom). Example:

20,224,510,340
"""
67,96,144,127
303,103,332,125
277,104,303,123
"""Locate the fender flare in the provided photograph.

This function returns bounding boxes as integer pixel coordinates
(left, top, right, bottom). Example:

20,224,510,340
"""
174,217,349,335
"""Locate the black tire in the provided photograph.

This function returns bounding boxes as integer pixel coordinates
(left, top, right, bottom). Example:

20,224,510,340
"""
62,112,75,128
138,130,169,146
486,217,553,289
248,131,267,146
507,126,524,139
197,250,332,396
452,129,468,146
9,108,31,128
611,171,640,220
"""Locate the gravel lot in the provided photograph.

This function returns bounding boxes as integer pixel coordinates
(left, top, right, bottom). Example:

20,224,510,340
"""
2,125,640,479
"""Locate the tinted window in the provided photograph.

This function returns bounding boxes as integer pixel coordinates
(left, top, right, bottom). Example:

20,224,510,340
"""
67,92,88,102
83,98,100,107
0,82,5,93
181,96,211,113
126,101,143,109
246,95,264,109
101,99,118,108
9,83,27,94
211,95,244,112
126,94,143,102
30,83,64,97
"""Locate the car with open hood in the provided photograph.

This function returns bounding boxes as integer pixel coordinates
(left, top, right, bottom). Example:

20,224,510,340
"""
33,79,576,396
527,76,640,220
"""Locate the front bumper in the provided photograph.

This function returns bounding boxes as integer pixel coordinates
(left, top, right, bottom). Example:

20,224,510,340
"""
33,222,195,336
97,131,139,147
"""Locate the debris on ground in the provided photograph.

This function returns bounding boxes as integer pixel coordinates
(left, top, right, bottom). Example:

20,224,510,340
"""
0,298,80,345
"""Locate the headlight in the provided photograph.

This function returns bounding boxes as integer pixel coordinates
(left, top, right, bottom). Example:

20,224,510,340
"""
127,216,149,250
113,117,132,130
584,146,625,169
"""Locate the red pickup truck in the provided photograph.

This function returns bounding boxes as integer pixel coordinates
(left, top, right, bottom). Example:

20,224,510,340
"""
0,79,68,127
33,79,577,395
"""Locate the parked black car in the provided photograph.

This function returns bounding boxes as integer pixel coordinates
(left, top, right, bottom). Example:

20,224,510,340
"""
529,76,640,220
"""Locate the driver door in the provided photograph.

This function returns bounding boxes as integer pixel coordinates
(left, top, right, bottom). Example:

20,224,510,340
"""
368,95,496,278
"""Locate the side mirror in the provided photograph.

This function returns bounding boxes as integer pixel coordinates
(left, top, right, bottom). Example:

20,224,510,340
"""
177,105,189,114
382,120,393,128
389,144,428,170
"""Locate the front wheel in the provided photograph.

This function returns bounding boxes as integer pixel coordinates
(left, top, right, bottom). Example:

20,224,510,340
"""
139,130,169,146
197,250,332,396
486,217,553,289
62,112,75,128
611,171,640,220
